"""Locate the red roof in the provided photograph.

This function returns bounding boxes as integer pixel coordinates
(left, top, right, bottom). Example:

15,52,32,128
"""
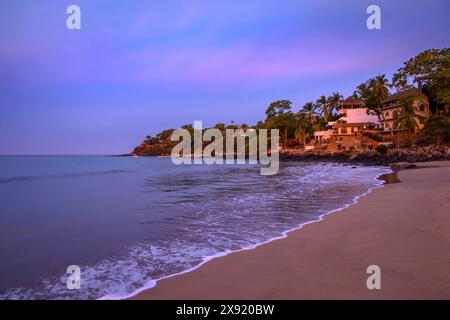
338,96,364,107
383,88,420,103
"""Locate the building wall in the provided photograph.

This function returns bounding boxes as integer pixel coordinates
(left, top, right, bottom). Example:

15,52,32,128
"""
336,126,363,135
338,108,379,124
314,129,334,142
382,97,430,131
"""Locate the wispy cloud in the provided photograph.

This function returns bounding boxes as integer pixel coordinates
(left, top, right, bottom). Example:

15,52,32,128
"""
0,0,449,154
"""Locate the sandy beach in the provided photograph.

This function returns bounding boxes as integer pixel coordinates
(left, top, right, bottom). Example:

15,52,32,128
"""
132,161,450,300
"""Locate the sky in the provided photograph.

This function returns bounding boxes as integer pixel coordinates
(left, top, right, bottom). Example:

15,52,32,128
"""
0,0,449,154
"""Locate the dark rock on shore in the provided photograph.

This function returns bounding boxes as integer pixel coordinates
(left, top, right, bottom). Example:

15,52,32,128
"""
280,145,450,166
129,141,450,166
280,152,351,163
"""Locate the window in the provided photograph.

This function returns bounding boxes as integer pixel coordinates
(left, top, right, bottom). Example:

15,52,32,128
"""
419,105,425,112
393,111,398,118
385,112,389,117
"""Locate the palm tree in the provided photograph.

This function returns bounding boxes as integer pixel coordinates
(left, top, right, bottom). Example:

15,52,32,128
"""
372,75,391,135
354,82,369,100
356,75,391,133
214,123,226,132
255,121,265,130
316,95,329,122
144,135,155,145
394,94,427,140
300,102,318,126
294,113,309,145
373,75,390,101
327,92,343,118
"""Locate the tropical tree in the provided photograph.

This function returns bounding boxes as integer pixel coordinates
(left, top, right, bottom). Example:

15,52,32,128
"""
225,123,239,130
214,122,226,132
393,48,449,91
265,100,296,148
422,114,450,144
144,135,158,145
255,121,266,130
316,95,329,122
355,74,390,132
372,75,390,102
294,113,312,145
156,129,174,140
181,124,194,133
392,48,450,114
317,92,343,123
354,82,369,100
300,101,319,126
327,92,343,118
391,72,413,92
393,93,427,139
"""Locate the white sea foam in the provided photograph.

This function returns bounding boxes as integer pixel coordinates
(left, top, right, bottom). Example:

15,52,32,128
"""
105,166,392,300
0,162,392,300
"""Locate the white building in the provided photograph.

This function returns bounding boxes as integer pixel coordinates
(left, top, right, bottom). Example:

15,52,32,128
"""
314,96,381,143
314,129,334,143
337,96,379,124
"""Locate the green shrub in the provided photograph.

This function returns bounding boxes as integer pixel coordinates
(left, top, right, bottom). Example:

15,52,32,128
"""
376,144,388,155
422,115,450,144
372,134,383,142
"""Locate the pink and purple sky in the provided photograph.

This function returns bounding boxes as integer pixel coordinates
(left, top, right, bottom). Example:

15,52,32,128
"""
0,0,449,154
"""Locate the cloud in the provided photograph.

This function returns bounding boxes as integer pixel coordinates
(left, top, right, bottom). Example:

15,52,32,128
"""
0,33,410,91
1,0,448,90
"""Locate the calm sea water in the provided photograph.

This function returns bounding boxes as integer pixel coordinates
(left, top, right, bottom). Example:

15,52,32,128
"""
0,156,390,299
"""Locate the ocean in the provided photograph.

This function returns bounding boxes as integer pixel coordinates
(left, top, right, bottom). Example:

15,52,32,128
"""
0,155,390,299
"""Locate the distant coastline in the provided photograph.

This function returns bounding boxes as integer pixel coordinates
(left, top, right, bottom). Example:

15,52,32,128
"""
121,146,450,167
128,48,449,167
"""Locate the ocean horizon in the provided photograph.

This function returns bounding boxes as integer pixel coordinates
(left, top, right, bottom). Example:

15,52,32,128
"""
0,156,390,299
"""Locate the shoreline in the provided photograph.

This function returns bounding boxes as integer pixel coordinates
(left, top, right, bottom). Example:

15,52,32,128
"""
129,160,450,300
121,148,450,167
104,164,391,300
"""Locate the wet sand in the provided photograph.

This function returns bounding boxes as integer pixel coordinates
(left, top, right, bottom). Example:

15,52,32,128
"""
132,161,450,299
